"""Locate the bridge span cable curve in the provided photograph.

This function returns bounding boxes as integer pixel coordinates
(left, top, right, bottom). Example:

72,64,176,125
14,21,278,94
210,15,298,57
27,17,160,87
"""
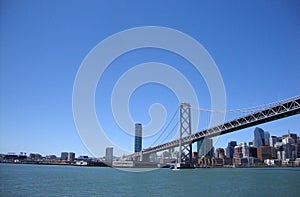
147,107,179,147
190,95,300,113
149,121,179,148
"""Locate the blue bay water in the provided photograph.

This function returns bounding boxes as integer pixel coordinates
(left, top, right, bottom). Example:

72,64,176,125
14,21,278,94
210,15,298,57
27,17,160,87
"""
0,164,299,196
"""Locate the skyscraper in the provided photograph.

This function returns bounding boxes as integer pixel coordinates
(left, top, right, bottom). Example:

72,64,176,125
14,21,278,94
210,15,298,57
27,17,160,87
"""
264,131,270,146
269,136,278,147
61,152,75,161
226,141,237,158
67,152,75,161
254,127,265,147
197,138,214,158
61,152,68,160
134,123,142,152
240,142,249,158
106,147,113,162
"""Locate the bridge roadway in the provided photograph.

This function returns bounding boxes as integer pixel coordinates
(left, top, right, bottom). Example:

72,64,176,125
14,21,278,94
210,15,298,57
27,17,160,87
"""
128,96,300,158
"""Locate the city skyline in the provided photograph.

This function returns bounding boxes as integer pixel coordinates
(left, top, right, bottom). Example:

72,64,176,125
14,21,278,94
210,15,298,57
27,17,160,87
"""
1,1,300,157
1,126,298,159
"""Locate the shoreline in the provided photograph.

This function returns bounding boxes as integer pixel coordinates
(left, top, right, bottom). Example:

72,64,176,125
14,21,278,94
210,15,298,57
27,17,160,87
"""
1,161,300,169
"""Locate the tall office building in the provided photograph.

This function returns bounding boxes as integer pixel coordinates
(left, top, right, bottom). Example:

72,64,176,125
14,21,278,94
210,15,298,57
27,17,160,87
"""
282,143,294,160
134,123,142,152
226,141,237,158
106,147,113,162
254,127,265,147
257,146,272,161
269,136,278,147
61,152,75,161
240,142,249,158
249,147,257,158
197,138,214,158
264,131,270,146
68,152,75,161
61,152,68,160
233,146,243,159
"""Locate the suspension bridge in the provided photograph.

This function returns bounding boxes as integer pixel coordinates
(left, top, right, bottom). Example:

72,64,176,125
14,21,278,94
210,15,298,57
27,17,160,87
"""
124,95,300,167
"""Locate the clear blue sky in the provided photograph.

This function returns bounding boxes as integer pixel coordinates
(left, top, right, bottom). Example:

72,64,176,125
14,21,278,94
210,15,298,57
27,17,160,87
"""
1,0,299,157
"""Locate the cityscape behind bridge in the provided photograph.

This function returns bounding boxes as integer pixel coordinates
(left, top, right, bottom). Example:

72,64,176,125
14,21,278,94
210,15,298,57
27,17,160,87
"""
117,95,300,168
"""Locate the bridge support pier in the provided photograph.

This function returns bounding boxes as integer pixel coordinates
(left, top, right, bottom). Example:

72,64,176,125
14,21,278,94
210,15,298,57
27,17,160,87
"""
179,103,193,167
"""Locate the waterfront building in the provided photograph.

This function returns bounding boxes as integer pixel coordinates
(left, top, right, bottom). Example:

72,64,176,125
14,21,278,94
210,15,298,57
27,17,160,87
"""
134,123,142,152
277,150,285,161
29,153,42,160
233,146,243,159
249,147,257,158
226,141,237,158
68,152,75,161
292,143,300,158
248,141,254,147
233,146,246,166
264,131,270,146
215,148,225,159
240,142,249,158
282,137,295,144
197,138,214,158
257,146,272,161
282,143,294,160
105,147,113,162
61,152,68,160
78,155,89,161
254,127,265,147
264,159,281,166
282,132,297,143
269,136,278,147
271,146,277,159
46,155,57,160
274,142,283,150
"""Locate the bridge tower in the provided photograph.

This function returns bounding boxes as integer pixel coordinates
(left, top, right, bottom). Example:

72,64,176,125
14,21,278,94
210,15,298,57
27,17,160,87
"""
179,103,193,167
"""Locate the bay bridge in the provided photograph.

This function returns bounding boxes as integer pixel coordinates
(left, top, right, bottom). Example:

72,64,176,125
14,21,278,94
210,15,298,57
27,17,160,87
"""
125,95,300,167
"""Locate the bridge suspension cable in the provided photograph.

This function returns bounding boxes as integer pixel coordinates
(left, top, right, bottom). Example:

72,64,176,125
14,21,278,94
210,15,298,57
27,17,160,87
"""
148,107,179,147
190,95,300,113
151,121,179,147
